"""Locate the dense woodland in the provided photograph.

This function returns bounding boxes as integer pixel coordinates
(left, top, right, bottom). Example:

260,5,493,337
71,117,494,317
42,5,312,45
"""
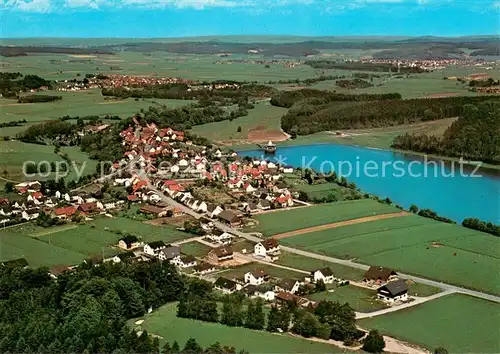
18,94,62,103
278,92,498,136
391,102,500,164
336,79,373,89
305,61,427,73
270,88,400,108
0,72,52,98
0,259,368,354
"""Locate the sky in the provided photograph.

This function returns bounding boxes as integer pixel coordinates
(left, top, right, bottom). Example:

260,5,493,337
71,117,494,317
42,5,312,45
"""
0,0,499,38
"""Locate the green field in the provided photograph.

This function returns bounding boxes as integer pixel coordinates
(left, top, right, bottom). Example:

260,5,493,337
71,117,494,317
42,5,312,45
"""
0,217,194,267
281,215,500,295
251,200,399,236
219,262,306,281
190,100,287,143
0,89,192,126
359,294,500,353
130,302,347,353
307,285,386,313
180,241,212,257
292,181,362,201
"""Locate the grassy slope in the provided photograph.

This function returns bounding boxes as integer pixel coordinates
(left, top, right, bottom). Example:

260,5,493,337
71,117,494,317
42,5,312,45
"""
307,285,386,313
281,215,500,295
358,294,500,353
130,302,347,353
251,200,399,236
190,101,287,143
0,217,194,267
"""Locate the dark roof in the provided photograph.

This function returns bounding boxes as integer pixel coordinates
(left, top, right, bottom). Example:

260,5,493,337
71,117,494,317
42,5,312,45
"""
260,238,279,250
218,209,239,223
277,278,298,291
377,279,409,297
214,277,237,290
258,199,271,207
313,267,334,277
147,240,167,249
206,203,219,212
247,202,258,210
194,262,215,272
364,266,398,281
118,251,136,262
241,285,257,296
120,235,139,246
210,246,233,258
1,258,29,268
159,246,180,259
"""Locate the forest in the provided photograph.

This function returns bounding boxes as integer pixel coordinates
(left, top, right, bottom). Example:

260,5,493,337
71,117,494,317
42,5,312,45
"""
270,88,400,108
391,102,500,164
279,93,499,136
0,259,366,354
0,72,52,98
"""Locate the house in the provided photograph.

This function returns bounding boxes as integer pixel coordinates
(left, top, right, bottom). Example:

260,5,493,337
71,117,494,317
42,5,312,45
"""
206,229,234,244
102,199,116,210
257,199,271,210
253,284,275,301
194,262,216,275
140,205,168,217
21,208,39,220
276,195,294,208
245,202,259,214
275,278,301,294
178,255,197,268
244,269,269,285
108,251,136,263
78,202,101,214
213,277,239,294
364,266,398,285
206,204,223,218
254,238,280,261
143,241,167,256
158,246,181,263
377,279,409,303
311,267,335,284
118,235,142,250
282,166,294,174
275,291,300,305
207,245,234,263
217,209,241,226
54,206,78,219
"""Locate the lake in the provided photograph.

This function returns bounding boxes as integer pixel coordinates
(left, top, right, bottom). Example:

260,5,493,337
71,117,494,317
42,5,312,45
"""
240,144,500,223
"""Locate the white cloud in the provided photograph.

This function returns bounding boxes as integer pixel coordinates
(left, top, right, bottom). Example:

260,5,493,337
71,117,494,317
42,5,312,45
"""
4,0,52,12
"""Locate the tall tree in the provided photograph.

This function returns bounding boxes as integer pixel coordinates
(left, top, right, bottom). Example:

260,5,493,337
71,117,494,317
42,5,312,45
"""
363,330,385,353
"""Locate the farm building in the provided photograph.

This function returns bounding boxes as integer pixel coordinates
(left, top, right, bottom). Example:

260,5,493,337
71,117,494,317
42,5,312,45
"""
194,262,216,275
214,277,239,294
244,269,270,285
207,246,234,263
364,266,398,285
254,238,280,261
118,235,142,250
275,278,301,295
377,279,409,303
217,210,241,226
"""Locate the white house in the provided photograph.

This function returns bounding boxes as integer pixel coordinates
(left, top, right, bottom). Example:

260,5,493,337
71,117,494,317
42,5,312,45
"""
254,238,280,261
206,204,223,218
275,278,301,294
178,255,197,268
311,267,335,284
157,246,181,263
377,280,409,303
244,269,269,285
207,229,234,244
143,241,167,256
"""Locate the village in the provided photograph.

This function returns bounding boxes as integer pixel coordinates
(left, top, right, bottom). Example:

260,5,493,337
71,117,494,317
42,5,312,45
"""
0,117,417,320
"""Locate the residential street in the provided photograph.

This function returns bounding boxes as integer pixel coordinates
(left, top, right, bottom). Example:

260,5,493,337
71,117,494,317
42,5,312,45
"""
139,172,500,304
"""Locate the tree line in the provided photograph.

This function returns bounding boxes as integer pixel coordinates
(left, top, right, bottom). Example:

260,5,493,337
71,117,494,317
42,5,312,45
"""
336,78,373,89
305,60,427,73
462,218,500,237
270,88,400,108
279,94,498,136
18,94,62,103
391,102,500,164
0,72,52,98
0,119,27,128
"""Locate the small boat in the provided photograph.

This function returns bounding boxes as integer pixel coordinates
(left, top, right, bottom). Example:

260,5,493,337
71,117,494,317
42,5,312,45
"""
258,141,277,154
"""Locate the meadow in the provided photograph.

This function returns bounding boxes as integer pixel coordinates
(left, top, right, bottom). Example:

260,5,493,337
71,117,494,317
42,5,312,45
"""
251,200,399,236
190,100,287,143
0,217,194,267
180,241,212,257
307,285,386,313
289,180,362,201
219,262,306,281
280,215,500,294
130,302,346,353
358,294,500,353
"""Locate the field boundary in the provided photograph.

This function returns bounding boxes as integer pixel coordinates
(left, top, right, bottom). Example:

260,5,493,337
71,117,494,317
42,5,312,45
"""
273,211,410,239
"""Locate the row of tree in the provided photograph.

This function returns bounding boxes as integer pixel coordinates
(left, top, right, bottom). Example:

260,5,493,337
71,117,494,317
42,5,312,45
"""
391,102,500,164
0,119,26,128
18,94,62,103
280,95,498,136
270,88,400,108
462,218,500,237
304,60,427,73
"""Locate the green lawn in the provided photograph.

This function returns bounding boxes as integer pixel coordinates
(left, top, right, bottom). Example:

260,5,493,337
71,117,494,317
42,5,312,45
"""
358,294,500,353
0,217,194,267
180,241,212,257
293,182,362,201
220,262,306,281
281,215,500,295
251,200,399,236
190,100,287,143
307,285,386,313
130,302,347,353
275,252,366,281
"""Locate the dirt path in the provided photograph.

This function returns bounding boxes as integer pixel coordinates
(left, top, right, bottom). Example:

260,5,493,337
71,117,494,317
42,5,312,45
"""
273,211,410,239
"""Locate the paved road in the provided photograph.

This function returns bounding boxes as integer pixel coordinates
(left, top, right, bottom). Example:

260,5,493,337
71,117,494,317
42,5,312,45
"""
355,290,456,319
139,172,500,304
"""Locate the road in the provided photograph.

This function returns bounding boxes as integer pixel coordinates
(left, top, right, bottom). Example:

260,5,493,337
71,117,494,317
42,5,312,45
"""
355,290,455,319
138,171,500,304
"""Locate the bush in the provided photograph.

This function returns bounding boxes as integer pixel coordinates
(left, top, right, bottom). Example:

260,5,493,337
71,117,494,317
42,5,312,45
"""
363,330,385,353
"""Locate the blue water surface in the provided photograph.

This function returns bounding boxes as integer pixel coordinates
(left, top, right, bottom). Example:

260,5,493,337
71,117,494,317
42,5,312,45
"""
240,144,500,223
